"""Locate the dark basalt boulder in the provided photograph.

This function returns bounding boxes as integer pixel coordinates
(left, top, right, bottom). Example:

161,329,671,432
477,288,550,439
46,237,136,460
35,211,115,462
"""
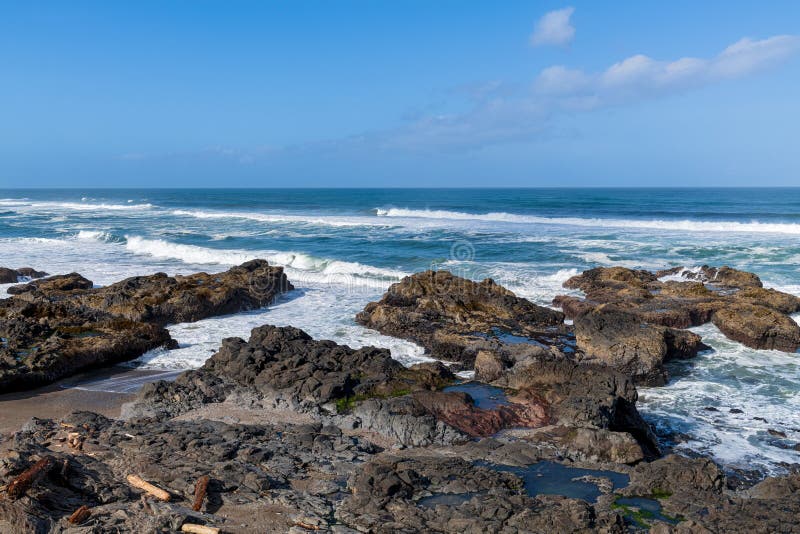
357,269,706,386
128,325,658,456
0,267,48,284
556,266,800,354
356,270,566,366
3,412,799,533
78,259,293,325
711,304,800,352
0,299,175,392
0,260,292,392
573,305,707,385
7,272,93,294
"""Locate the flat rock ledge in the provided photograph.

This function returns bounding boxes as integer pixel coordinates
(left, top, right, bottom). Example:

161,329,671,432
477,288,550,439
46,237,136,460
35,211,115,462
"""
0,260,292,392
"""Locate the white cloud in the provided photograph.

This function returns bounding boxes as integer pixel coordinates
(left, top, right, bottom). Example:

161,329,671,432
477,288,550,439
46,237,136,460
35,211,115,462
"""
393,34,799,150
536,34,800,104
712,35,800,78
535,65,591,94
530,7,575,47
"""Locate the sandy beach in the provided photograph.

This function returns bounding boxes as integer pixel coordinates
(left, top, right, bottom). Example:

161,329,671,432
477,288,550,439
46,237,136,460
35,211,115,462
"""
0,367,179,435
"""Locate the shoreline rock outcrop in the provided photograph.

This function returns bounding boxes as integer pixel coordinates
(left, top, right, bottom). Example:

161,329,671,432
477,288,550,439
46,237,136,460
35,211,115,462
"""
555,265,800,352
1,325,798,532
356,270,567,368
0,260,292,392
0,267,48,284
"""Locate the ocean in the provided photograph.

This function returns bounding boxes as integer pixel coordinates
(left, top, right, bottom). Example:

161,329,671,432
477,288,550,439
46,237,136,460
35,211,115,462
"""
1,188,799,474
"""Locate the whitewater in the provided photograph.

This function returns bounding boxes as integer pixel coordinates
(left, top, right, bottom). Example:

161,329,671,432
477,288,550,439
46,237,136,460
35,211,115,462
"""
1,187,799,474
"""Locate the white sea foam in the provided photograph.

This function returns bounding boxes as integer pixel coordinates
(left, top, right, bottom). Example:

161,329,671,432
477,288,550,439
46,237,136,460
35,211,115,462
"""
171,209,387,228
0,199,153,211
638,321,800,475
124,235,408,288
376,207,800,235
132,284,429,370
76,230,116,242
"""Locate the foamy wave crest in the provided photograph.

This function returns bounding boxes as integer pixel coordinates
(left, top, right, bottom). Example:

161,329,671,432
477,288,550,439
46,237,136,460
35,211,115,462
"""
376,208,800,235
172,209,386,228
76,230,118,243
500,268,580,305
0,199,153,211
124,236,407,288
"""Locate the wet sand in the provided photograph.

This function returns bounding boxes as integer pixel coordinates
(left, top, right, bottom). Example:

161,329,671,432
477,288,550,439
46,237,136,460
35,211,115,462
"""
0,367,181,435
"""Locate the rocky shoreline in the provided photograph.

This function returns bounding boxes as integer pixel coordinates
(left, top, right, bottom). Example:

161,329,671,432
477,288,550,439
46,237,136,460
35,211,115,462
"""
1,263,799,532
0,260,292,392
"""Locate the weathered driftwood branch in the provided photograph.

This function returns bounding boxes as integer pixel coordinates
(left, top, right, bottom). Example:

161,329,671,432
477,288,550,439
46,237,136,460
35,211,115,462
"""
192,475,210,512
68,505,92,524
7,456,56,499
126,474,171,501
180,523,220,534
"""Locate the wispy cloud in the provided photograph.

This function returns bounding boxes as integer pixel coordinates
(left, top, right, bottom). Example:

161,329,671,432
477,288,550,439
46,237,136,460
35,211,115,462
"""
535,35,800,104
373,34,800,150
530,7,575,47
121,34,800,161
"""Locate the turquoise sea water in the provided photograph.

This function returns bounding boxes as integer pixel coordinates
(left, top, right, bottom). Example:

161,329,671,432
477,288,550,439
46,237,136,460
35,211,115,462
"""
1,188,799,473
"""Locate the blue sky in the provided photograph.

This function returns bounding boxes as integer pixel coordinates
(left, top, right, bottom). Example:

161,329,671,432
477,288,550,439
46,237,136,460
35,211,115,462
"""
1,1,799,187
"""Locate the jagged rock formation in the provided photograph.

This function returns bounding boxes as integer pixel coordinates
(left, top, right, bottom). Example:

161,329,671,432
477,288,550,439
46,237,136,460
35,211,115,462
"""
0,260,292,391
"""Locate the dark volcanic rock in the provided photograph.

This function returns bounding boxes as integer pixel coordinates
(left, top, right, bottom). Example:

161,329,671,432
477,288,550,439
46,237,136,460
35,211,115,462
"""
3,322,799,532
129,325,438,419
0,299,174,392
573,305,707,385
711,304,800,352
78,258,293,325
126,325,469,447
0,267,48,284
356,270,566,366
7,272,93,294
619,454,800,533
355,270,658,455
0,260,292,392
556,266,800,355
336,454,626,534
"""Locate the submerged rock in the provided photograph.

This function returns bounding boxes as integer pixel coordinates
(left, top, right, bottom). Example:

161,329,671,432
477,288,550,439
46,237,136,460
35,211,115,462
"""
0,260,292,392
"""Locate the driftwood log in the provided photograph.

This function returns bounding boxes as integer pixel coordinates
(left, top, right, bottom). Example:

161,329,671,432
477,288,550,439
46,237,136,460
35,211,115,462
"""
68,505,92,524
126,474,171,501
180,524,220,534
6,456,56,499
192,475,210,512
